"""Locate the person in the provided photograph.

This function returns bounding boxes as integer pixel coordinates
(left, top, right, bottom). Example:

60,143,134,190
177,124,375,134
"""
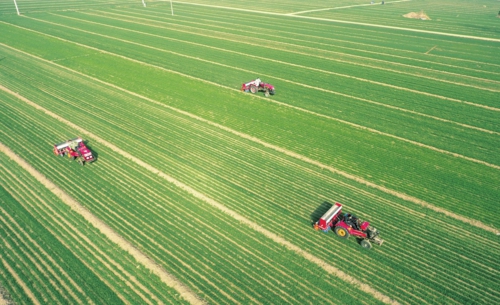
344,213,352,225
351,215,360,230
254,78,262,87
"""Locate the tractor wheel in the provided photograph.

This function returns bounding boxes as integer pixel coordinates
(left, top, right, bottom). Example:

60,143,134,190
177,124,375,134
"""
250,85,257,94
334,227,350,239
360,239,372,249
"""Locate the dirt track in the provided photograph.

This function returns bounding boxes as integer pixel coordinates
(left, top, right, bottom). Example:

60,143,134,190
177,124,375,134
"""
0,142,203,305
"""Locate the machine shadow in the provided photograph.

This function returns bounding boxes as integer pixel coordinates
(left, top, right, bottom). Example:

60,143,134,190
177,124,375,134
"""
310,201,333,225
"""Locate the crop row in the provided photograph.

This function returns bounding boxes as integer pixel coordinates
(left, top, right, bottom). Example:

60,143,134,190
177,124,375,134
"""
0,23,498,230
0,93,375,302
39,10,500,113
1,49,499,304
167,2,500,64
0,152,189,305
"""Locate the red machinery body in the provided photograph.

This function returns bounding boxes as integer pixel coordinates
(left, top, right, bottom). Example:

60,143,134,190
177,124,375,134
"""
241,78,275,97
314,202,383,249
53,137,95,165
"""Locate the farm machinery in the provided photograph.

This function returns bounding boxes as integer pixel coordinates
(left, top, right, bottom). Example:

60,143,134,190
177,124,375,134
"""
241,78,275,97
314,203,383,249
53,137,95,165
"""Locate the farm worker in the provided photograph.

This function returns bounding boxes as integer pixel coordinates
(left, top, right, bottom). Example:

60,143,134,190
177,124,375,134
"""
255,78,262,87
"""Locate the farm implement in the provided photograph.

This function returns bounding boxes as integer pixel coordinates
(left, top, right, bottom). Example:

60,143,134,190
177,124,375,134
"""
53,137,95,166
241,78,275,97
314,203,383,249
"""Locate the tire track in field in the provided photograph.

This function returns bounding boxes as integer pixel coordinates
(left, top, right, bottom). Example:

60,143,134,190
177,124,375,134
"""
0,114,242,304
6,16,500,135
0,88,398,305
8,96,500,304
1,35,499,233
160,7,500,74
4,21,500,168
17,87,337,305
288,0,412,15
2,41,499,233
0,256,39,305
25,11,500,119
0,158,160,305
3,82,494,304
172,1,500,42
0,143,203,305
55,12,500,109
93,9,500,93
104,164,340,305
124,8,500,84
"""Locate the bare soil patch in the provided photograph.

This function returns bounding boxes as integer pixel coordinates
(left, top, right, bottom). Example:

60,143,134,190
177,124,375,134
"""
403,11,431,20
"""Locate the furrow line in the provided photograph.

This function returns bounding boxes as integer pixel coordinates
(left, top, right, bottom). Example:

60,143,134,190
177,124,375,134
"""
0,237,55,303
56,11,500,133
92,9,500,92
1,46,498,233
0,165,133,305
3,98,472,304
172,1,500,42
0,161,156,305
134,7,500,74
0,208,88,304
0,83,398,305
2,78,499,239
0,256,40,305
4,21,500,169
0,143,203,305
50,12,500,110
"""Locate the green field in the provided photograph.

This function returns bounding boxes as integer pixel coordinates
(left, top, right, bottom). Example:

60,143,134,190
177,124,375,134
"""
0,0,499,304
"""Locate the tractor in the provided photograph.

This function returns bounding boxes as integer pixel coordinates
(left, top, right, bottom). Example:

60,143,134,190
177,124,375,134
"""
314,203,383,249
241,78,275,97
53,137,95,166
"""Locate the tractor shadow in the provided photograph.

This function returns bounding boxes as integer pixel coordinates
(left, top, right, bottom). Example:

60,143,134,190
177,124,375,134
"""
83,140,99,164
310,201,333,226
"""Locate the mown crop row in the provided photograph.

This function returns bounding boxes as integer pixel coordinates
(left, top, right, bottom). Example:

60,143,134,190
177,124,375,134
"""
1,42,499,304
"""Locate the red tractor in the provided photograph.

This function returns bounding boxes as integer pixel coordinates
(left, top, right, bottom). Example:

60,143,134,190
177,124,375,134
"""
241,78,275,97
53,137,95,166
314,203,383,249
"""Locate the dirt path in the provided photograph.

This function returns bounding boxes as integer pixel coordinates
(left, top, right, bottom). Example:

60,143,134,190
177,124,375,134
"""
174,1,500,42
2,45,499,235
288,0,412,15
0,285,10,305
0,86,399,304
0,142,203,305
